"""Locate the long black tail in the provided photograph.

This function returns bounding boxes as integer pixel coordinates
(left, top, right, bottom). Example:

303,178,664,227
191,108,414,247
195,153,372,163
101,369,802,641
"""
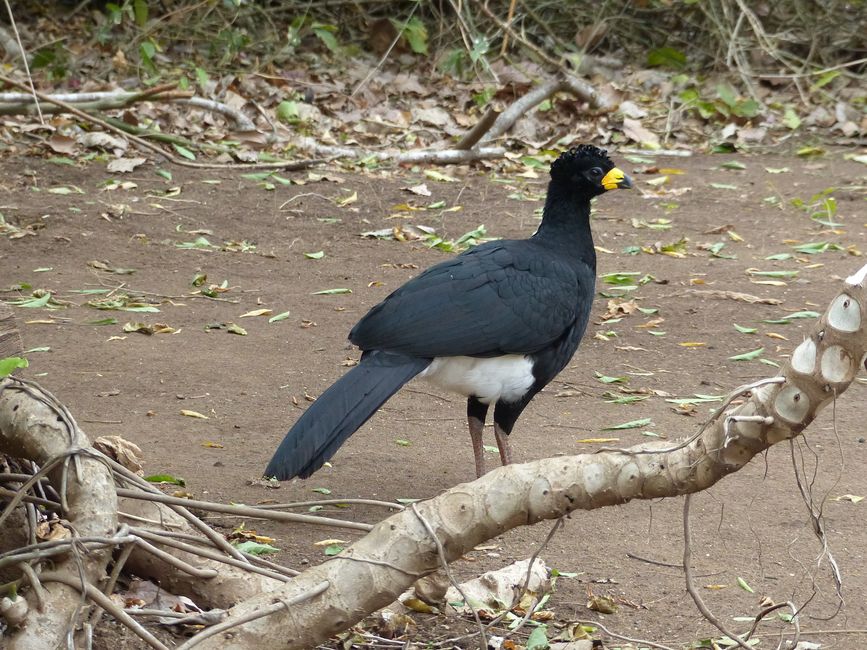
266,351,430,480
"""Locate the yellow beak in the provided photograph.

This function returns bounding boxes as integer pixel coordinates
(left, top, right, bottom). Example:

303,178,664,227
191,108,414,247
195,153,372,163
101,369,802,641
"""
601,167,633,190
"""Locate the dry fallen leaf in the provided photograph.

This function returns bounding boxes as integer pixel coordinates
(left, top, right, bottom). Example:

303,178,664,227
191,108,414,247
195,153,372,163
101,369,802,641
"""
622,118,660,149
180,409,209,419
94,435,144,475
107,157,147,173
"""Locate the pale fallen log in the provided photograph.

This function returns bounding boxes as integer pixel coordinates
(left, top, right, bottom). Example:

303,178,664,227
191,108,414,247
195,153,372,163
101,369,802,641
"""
0,380,118,650
191,264,867,650
295,137,505,164
0,90,256,130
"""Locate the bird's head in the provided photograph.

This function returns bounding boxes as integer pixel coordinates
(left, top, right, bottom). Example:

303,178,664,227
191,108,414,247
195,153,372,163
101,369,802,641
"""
549,144,633,197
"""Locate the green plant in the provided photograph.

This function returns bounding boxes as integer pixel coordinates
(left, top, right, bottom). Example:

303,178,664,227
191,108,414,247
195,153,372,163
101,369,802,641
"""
790,187,840,226
679,83,762,121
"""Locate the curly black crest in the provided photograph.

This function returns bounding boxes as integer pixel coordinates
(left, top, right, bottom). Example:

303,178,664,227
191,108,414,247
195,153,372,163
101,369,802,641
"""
550,144,612,179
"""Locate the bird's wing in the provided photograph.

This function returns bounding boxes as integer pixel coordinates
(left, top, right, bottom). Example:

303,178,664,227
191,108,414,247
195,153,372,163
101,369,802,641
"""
349,241,590,357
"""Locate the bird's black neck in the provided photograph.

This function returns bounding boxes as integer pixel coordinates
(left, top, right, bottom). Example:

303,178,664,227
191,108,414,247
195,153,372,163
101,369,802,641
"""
531,182,597,269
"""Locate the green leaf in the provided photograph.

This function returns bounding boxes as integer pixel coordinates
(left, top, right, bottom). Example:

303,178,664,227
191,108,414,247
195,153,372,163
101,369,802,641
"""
47,156,76,166
155,168,172,181
0,357,28,378
226,323,247,336
811,69,841,89
797,146,825,157
595,372,628,384
276,100,300,124
764,253,792,261
323,543,344,556
233,540,280,556
729,348,764,361
747,270,798,278
311,22,340,53
47,186,83,195
311,487,331,495
145,474,186,486
709,182,738,190
268,311,291,323
603,417,652,431
550,569,579,578
716,83,738,107
311,288,352,295
711,142,737,153
176,236,214,250
394,439,411,447
87,317,118,326
132,0,148,26
734,99,761,118
719,161,746,170
736,576,755,593
761,311,819,325
304,251,325,259
194,66,209,90
398,16,428,55
792,241,843,255
526,625,549,650
172,143,196,160
139,40,156,62
782,106,801,130
10,292,51,308
602,392,649,404
601,271,643,286
733,323,757,334
647,46,686,69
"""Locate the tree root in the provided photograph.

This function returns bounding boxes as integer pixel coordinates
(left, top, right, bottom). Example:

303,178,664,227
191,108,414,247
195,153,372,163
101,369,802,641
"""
3,263,866,648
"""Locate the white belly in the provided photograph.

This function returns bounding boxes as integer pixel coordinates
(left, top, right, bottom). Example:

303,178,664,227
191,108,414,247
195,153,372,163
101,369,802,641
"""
418,355,535,404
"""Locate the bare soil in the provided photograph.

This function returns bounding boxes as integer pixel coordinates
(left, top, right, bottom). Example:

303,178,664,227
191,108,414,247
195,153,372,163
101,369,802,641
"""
2,151,866,649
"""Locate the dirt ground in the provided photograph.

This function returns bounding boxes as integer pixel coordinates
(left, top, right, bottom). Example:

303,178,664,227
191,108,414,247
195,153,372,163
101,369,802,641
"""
2,149,866,649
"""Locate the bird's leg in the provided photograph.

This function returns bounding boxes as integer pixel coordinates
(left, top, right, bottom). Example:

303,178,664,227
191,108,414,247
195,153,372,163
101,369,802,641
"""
494,423,513,467
493,399,525,468
467,397,489,478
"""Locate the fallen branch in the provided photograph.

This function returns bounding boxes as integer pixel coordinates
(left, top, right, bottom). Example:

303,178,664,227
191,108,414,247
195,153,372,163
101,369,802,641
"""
454,105,502,150
0,74,316,171
295,137,505,164
190,263,867,649
456,73,612,147
0,381,117,650
0,89,256,131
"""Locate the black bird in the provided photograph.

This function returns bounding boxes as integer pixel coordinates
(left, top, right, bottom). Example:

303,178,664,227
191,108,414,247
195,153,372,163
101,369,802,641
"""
266,145,632,480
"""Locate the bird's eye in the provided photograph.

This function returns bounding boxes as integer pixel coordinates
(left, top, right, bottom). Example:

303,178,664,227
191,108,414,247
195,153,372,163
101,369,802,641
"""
589,167,603,178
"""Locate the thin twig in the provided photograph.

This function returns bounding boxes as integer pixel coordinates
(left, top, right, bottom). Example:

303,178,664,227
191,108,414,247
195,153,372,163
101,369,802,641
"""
130,528,295,582
115,487,373,531
411,503,487,650
576,618,676,650
36,571,170,650
683,494,752,649
1,0,41,124
175,580,330,650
